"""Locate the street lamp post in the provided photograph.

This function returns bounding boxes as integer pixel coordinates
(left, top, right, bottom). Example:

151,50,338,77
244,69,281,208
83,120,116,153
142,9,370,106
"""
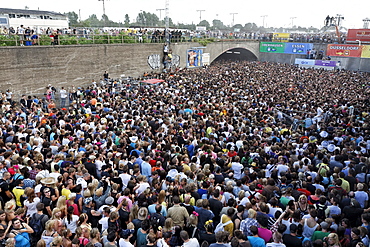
230,13,238,27
156,8,165,21
290,17,297,28
196,10,205,23
98,0,106,27
261,15,267,28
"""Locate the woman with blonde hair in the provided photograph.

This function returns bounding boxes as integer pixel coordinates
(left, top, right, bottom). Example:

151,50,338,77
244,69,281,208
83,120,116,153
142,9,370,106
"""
36,239,46,247
51,236,63,247
5,238,15,247
55,195,67,217
327,233,341,247
75,226,90,246
41,220,59,246
77,213,92,232
129,204,139,222
295,194,309,217
240,209,259,237
90,228,102,247
162,218,173,233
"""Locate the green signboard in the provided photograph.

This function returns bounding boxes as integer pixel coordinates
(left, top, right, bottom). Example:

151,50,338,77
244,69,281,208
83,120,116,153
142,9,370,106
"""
260,42,285,53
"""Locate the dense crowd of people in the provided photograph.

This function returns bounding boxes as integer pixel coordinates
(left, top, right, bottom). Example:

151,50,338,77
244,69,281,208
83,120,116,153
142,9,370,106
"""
0,61,369,247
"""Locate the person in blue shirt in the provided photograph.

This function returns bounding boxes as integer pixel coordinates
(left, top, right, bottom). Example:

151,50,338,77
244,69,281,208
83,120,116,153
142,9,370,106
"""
247,226,265,247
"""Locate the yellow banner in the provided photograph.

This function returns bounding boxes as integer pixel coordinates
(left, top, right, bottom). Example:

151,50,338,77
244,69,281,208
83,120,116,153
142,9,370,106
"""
272,33,290,42
361,45,370,58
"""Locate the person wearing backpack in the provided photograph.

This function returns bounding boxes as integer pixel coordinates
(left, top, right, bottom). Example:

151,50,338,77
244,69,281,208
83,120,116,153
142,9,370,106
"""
29,202,49,246
314,196,329,223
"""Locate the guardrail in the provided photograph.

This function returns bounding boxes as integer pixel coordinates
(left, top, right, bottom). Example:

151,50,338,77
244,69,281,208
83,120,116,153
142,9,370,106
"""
0,33,341,47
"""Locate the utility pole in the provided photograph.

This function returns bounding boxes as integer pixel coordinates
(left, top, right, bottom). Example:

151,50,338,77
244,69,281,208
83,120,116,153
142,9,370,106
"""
196,10,205,23
156,8,165,21
230,13,238,27
261,15,267,28
98,0,106,27
290,17,297,28
165,0,170,43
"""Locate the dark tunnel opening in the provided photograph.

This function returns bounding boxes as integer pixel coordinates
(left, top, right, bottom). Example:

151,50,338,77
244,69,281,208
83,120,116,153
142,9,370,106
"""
211,48,258,64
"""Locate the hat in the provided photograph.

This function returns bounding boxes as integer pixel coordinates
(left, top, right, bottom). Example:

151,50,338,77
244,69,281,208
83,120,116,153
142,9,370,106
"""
68,193,76,200
122,229,135,238
89,155,96,160
138,207,148,221
321,141,329,148
320,131,328,138
129,136,138,143
105,196,114,205
84,197,93,205
327,144,336,153
40,177,56,185
209,174,215,179
320,222,329,229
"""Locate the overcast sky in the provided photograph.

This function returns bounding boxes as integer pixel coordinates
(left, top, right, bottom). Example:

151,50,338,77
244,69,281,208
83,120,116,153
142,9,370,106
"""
2,0,368,29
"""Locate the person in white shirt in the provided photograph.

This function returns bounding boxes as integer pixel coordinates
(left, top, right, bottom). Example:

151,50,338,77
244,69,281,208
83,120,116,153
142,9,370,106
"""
119,229,135,247
231,156,244,180
181,230,200,247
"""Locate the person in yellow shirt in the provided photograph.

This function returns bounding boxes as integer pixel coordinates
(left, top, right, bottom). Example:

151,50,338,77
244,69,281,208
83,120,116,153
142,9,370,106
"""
12,179,25,207
61,178,74,199
220,208,235,237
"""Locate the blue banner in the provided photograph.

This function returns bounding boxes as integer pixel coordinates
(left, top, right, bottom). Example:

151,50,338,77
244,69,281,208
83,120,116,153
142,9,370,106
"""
284,43,313,54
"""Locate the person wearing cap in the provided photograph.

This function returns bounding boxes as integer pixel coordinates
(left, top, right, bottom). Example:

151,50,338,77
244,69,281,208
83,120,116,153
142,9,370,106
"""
82,197,101,228
311,221,330,241
119,229,135,247
98,196,116,214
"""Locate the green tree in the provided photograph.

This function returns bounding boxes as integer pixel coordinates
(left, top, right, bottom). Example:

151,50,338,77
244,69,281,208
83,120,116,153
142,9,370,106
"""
87,14,101,27
66,11,79,26
136,11,160,27
198,20,210,29
244,22,258,32
124,14,130,27
212,19,225,30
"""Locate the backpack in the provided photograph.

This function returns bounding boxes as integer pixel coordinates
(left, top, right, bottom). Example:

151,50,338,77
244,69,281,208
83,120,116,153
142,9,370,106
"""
316,204,327,221
214,220,232,233
248,191,258,200
30,214,46,237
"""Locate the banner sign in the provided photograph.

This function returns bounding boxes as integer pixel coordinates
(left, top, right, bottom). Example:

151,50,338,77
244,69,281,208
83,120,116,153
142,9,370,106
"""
187,49,203,67
260,42,285,53
314,60,337,67
347,29,370,43
361,45,370,58
326,44,362,57
295,58,315,66
284,43,313,54
272,33,290,42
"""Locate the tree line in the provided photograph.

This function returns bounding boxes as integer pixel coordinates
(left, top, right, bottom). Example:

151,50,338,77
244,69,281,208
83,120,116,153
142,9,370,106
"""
65,11,319,33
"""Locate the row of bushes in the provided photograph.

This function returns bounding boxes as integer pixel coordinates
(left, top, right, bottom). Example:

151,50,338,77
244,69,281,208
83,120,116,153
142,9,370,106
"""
0,34,218,46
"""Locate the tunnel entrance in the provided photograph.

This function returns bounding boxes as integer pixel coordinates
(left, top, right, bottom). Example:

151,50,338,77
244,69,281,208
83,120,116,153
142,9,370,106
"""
211,48,258,64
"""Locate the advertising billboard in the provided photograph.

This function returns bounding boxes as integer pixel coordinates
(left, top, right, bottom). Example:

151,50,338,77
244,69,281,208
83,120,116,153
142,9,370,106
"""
272,33,290,42
326,44,362,58
260,42,285,53
347,29,370,44
314,60,337,67
187,49,203,67
284,43,313,54
294,58,315,66
361,45,370,58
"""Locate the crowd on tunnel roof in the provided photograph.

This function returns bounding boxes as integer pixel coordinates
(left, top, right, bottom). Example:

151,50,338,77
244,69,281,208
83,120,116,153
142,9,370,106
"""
0,61,370,247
